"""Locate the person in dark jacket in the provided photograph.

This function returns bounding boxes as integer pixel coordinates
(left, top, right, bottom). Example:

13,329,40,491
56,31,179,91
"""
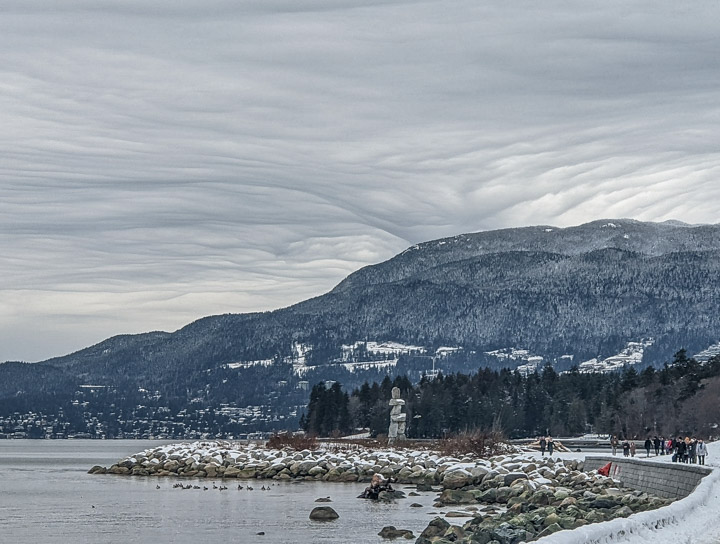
539,436,546,456
622,440,630,457
360,473,394,499
674,437,686,463
689,438,697,464
683,437,691,463
547,436,554,456
644,438,652,457
653,436,661,456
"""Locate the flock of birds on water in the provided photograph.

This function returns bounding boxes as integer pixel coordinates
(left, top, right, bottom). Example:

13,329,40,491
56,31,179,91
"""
89,482,276,508
165,482,274,491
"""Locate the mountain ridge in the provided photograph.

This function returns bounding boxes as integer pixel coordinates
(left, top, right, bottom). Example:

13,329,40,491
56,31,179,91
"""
3,218,720,436
5,218,720,378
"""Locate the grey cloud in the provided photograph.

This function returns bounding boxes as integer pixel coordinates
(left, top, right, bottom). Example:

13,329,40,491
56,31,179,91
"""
1,0,719,361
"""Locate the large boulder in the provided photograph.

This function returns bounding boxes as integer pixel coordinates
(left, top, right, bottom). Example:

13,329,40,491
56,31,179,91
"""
296,460,317,475
438,489,477,505
537,523,563,538
324,467,343,482
308,466,327,477
614,506,634,518
476,488,497,503
442,470,473,489
223,466,242,478
378,526,414,539
503,473,528,487
470,466,490,482
418,517,450,539
378,490,406,501
309,506,339,521
490,523,530,544
590,498,616,510
163,460,179,471
237,468,258,479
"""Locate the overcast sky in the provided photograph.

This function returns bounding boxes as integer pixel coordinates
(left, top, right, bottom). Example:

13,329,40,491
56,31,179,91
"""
2,1,719,362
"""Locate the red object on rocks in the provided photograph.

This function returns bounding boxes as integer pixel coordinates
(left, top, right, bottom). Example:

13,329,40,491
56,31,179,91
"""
597,462,612,476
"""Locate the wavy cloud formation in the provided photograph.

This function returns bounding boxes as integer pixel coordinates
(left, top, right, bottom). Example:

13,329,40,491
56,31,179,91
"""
1,1,719,361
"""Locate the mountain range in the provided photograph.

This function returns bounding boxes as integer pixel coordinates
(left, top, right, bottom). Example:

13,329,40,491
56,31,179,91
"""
2,219,719,434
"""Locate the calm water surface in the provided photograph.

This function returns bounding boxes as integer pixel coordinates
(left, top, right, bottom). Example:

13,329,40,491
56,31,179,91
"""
0,440,439,543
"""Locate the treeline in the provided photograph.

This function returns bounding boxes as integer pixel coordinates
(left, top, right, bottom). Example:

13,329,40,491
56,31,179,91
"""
301,351,720,439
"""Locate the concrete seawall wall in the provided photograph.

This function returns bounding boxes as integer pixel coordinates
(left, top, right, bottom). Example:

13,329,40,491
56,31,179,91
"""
584,456,712,499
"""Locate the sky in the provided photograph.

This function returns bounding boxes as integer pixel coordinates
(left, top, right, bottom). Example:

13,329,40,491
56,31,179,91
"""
2,0,720,363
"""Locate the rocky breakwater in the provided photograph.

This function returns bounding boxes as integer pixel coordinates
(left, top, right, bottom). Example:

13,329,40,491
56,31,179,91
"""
90,440,502,484
416,454,674,544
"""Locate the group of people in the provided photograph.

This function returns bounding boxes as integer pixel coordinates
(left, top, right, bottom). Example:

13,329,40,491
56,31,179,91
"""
610,435,708,465
538,436,554,456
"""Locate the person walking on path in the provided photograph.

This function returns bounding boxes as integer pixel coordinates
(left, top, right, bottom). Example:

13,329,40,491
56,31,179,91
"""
697,440,708,465
644,438,653,457
547,436,554,456
623,440,630,457
653,436,661,456
630,441,636,457
689,438,698,464
611,435,619,456
539,436,546,456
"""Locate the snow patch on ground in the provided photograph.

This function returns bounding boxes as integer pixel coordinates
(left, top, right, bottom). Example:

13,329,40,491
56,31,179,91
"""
532,442,720,544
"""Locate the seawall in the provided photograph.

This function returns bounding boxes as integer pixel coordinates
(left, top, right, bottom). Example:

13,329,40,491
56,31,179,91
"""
584,455,711,499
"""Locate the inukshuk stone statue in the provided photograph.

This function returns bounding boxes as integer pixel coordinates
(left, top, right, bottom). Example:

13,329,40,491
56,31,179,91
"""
388,386,407,445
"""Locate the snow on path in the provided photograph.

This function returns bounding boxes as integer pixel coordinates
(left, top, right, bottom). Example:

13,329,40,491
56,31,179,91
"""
531,443,720,544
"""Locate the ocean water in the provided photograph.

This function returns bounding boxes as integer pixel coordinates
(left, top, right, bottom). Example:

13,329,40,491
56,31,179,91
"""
0,440,438,543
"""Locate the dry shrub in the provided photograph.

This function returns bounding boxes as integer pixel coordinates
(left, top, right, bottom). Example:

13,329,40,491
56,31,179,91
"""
436,431,509,458
266,432,318,451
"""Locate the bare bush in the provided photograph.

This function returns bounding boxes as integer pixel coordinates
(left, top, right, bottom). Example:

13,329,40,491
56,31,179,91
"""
266,432,318,451
435,431,510,458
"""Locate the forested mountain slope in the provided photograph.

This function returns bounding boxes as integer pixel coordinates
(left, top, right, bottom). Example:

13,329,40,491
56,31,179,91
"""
2,219,719,416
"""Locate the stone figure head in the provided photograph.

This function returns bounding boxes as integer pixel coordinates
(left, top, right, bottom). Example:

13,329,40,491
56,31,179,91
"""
391,387,400,399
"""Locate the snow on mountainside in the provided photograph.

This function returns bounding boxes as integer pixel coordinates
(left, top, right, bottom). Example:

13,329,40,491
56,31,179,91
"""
223,340,464,376
225,338,665,377
577,339,655,373
484,348,576,375
341,341,427,357
693,342,720,363
485,348,546,375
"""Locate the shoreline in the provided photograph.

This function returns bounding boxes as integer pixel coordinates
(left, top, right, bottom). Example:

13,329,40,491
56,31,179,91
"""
90,441,675,543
